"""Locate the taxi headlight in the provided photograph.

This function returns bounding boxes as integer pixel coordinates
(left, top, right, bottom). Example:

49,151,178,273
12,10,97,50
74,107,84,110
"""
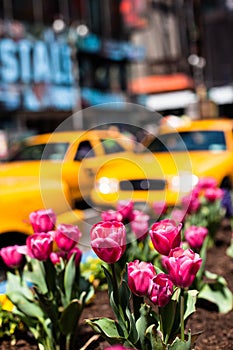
95,177,119,194
170,173,199,193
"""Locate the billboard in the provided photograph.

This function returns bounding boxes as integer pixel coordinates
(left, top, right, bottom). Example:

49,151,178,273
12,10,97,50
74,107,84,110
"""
0,21,79,111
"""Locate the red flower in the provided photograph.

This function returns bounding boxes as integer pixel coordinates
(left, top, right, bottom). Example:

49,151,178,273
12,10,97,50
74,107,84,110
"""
149,273,173,307
127,260,156,297
29,209,56,233
204,187,223,202
184,225,208,250
26,233,53,261
101,210,123,222
90,221,126,263
116,200,134,221
0,245,24,269
55,224,81,252
149,219,182,256
164,247,202,288
67,247,82,266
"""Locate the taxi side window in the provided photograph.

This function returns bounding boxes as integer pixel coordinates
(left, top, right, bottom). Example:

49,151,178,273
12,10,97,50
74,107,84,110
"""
74,141,95,161
101,139,125,154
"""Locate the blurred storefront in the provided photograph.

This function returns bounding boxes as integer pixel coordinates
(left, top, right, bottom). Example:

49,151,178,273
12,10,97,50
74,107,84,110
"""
0,0,233,138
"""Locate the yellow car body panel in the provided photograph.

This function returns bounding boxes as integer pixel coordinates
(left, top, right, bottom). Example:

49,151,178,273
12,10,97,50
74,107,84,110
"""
91,118,233,208
0,129,132,241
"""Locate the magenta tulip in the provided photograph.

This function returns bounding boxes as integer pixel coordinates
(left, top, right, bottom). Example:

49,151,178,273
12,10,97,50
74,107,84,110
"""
184,225,208,250
149,273,173,307
196,177,217,190
130,210,149,240
127,260,156,297
67,246,82,266
164,247,202,288
149,219,182,256
204,187,223,202
182,190,200,214
0,245,24,269
26,233,53,261
50,251,65,264
116,200,134,221
101,210,123,222
90,221,126,264
152,201,168,216
29,209,56,233
54,224,82,251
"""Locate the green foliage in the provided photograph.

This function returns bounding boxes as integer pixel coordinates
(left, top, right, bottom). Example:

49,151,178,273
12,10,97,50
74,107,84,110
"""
6,254,94,350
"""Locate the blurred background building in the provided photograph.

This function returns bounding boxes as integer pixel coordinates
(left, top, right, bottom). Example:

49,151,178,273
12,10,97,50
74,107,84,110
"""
0,0,233,137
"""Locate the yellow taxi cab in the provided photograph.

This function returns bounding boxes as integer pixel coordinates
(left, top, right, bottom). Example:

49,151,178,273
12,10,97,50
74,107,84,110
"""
0,129,133,245
91,118,233,209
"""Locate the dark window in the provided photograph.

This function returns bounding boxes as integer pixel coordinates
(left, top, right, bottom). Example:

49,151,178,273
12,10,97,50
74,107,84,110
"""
147,131,226,153
74,140,95,161
9,142,69,161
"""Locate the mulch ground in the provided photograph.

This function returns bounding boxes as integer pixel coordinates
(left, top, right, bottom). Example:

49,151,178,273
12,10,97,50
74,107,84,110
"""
0,221,233,350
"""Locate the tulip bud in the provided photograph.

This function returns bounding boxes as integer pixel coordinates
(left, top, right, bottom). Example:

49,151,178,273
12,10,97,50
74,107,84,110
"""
164,247,202,288
127,260,156,297
50,251,65,265
0,245,24,269
55,224,82,252
90,221,126,264
29,209,56,233
149,219,182,256
184,225,208,250
149,273,173,307
26,233,53,261
67,246,82,266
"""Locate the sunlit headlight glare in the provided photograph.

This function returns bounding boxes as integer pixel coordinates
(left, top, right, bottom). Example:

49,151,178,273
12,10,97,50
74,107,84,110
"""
170,173,199,193
96,177,119,194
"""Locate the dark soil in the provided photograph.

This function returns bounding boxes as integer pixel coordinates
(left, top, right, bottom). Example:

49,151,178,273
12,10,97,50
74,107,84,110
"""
1,221,233,350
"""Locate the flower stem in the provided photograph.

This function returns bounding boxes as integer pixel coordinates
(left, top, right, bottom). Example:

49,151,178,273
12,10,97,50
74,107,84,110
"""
180,289,185,342
110,263,119,305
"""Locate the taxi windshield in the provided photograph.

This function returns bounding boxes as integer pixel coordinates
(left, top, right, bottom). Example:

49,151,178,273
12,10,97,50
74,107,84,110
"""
146,131,226,153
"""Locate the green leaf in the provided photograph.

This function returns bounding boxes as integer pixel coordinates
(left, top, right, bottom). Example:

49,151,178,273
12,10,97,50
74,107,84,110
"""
101,264,114,297
184,290,198,322
23,259,48,295
86,317,124,340
136,304,156,350
64,253,76,304
59,299,82,335
168,330,191,350
198,283,233,313
145,324,165,350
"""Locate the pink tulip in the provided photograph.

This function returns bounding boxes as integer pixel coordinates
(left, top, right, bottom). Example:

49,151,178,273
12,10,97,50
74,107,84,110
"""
149,219,182,256
29,209,56,233
116,200,134,221
0,245,24,269
152,201,168,216
170,208,186,223
55,224,82,252
149,273,173,307
184,225,208,250
90,221,126,264
164,247,202,288
26,233,53,261
130,210,150,240
196,177,217,190
101,210,123,222
50,251,65,264
67,246,82,266
127,260,156,297
204,187,223,202
182,190,200,214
